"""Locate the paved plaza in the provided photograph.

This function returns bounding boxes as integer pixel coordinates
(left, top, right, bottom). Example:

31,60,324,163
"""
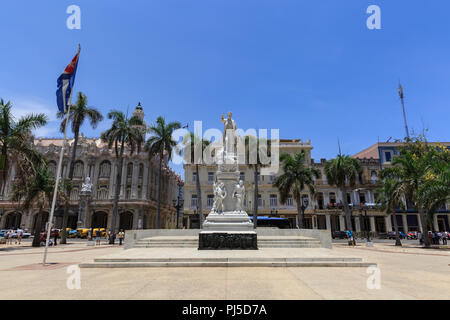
0,241,449,300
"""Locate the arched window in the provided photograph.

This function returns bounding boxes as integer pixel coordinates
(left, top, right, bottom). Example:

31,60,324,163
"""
99,161,111,178
48,161,57,177
138,163,144,179
73,161,84,178
127,163,133,179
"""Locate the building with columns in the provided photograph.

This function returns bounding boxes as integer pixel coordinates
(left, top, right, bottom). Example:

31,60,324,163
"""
183,139,450,234
0,104,183,233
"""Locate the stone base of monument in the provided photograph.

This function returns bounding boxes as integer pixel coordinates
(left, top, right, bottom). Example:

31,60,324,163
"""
198,231,257,250
199,211,257,250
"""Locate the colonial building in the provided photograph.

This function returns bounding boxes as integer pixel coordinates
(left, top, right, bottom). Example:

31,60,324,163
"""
0,104,183,232
353,141,450,232
183,138,450,234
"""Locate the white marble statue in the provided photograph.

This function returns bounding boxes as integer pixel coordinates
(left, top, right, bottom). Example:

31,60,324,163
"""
81,177,93,193
233,180,245,212
212,181,227,213
221,112,237,155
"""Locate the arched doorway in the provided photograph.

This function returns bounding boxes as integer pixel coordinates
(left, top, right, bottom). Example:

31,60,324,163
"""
119,211,133,231
91,211,108,228
3,212,22,229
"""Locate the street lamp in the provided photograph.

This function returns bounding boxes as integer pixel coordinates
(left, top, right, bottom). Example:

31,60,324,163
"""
359,204,373,246
301,197,309,229
172,198,184,229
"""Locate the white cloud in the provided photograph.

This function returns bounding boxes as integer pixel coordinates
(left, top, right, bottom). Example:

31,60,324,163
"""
7,96,61,137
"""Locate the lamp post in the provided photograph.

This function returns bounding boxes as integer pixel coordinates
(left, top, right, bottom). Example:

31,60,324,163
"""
172,198,184,229
301,197,309,229
359,204,373,247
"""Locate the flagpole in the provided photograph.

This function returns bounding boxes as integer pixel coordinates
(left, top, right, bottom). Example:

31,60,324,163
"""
43,103,71,265
43,44,80,265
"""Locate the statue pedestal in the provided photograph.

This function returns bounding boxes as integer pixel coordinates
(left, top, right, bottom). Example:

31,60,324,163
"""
198,113,257,250
78,191,91,229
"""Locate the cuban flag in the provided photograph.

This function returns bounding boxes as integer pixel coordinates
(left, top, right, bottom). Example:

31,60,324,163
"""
56,45,80,113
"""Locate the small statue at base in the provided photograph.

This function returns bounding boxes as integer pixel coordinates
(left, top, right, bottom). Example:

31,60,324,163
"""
81,177,93,193
212,181,227,213
233,180,245,212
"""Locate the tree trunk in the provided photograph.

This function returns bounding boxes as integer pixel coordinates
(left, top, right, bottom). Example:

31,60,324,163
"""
341,185,352,231
253,166,259,229
32,212,43,247
110,140,124,244
156,152,163,229
196,164,204,229
418,206,431,247
392,212,402,246
61,128,80,244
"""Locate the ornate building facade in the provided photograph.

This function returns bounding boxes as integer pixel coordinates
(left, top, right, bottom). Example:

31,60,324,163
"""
0,105,183,232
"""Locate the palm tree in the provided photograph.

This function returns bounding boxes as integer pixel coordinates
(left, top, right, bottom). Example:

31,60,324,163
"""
382,140,432,246
146,117,181,229
101,110,144,242
183,132,210,228
0,99,48,194
376,177,404,246
324,154,362,231
274,151,320,228
244,136,271,228
57,92,103,244
12,167,68,247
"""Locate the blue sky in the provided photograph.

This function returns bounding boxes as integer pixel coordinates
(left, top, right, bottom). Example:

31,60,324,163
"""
1,0,449,175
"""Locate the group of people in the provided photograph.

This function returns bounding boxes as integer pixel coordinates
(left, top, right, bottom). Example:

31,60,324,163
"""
88,229,125,246
3,228,24,245
419,231,449,245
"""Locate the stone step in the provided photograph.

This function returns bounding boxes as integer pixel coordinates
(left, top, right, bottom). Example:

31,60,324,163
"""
79,260,376,268
94,257,361,263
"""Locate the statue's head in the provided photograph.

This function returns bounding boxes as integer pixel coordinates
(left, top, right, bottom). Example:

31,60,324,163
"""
239,180,244,186
227,112,232,118
85,177,91,183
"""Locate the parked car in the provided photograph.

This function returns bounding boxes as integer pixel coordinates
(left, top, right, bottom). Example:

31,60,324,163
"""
0,236,6,244
388,231,406,239
58,228,77,238
332,231,348,239
407,232,418,240
76,228,90,238
92,228,107,237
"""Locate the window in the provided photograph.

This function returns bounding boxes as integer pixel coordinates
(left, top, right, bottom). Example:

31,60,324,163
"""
347,193,352,204
138,185,142,199
70,187,79,201
329,192,336,205
269,175,275,183
270,194,277,208
97,186,109,200
48,162,57,177
240,172,245,181
207,195,214,208
191,195,198,208
139,164,144,179
359,193,366,204
301,194,309,208
127,163,133,179
256,173,260,183
99,161,111,178
286,196,294,207
125,185,132,199
208,172,214,183
385,151,392,162
73,161,84,178
371,170,378,183
192,172,197,182
258,194,262,208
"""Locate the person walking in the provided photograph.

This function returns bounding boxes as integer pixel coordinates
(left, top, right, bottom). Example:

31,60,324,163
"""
15,227,23,245
7,229,13,245
443,231,448,245
53,229,58,246
118,230,125,246
95,229,102,246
